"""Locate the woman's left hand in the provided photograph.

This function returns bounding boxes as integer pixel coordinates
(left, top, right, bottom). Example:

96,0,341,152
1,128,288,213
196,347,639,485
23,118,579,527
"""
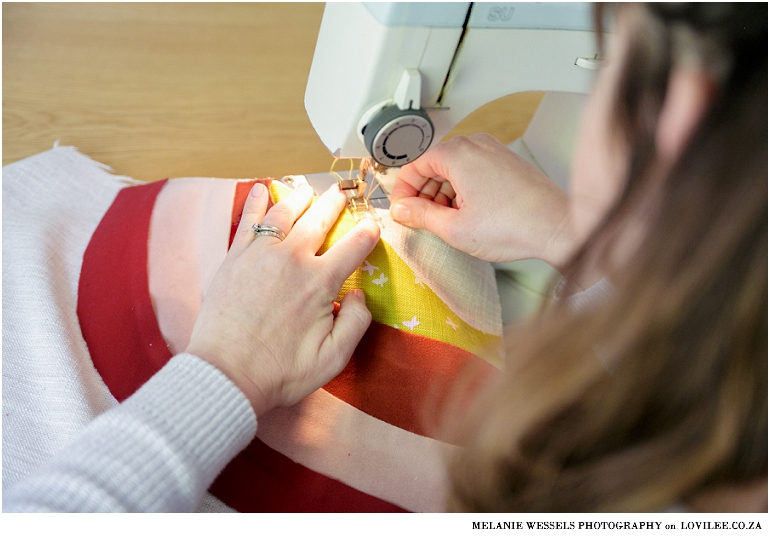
185,182,380,416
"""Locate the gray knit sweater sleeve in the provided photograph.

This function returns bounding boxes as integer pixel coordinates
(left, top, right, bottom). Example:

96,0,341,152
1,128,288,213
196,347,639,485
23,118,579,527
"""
3,353,257,512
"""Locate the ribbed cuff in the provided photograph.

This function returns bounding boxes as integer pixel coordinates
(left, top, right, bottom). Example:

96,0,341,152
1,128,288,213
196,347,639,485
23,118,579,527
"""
113,353,258,509
122,354,257,490
4,353,256,512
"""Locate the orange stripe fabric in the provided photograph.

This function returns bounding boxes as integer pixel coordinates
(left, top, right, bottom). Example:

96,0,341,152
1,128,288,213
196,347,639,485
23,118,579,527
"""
324,321,499,440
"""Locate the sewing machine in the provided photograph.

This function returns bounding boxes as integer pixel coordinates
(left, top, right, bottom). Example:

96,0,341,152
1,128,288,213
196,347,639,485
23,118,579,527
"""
298,2,606,319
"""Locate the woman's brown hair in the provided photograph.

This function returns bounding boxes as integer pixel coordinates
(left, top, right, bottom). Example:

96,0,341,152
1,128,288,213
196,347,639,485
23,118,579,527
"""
446,3,767,512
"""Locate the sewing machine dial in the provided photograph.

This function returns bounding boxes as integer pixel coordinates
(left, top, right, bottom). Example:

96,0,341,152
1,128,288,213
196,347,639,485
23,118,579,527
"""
363,105,434,167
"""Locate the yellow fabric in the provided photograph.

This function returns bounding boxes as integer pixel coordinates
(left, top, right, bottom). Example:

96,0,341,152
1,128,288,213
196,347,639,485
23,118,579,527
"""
270,182,502,365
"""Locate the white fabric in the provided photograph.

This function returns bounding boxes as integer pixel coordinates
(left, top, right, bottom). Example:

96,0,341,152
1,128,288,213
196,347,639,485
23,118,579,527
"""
1,146,233,511
3,354,256,512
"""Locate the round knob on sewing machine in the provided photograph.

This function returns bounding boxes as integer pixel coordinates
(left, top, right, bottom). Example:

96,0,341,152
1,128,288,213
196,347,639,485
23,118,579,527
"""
363,105,434,167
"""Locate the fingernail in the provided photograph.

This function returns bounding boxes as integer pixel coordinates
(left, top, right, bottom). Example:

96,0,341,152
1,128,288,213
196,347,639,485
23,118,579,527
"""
356,217,381,239
351,288,365,300
251,183,266,197
391,202,410,223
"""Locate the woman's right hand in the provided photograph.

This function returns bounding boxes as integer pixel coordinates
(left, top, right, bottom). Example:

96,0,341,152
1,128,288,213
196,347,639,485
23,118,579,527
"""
389,133,575,270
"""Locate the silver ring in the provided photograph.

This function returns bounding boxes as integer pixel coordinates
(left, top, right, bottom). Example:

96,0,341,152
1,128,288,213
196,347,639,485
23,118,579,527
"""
251,223,286,241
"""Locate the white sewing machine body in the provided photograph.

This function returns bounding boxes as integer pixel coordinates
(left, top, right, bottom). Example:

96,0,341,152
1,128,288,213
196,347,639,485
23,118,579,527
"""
303,2,609,321
305,2,606,190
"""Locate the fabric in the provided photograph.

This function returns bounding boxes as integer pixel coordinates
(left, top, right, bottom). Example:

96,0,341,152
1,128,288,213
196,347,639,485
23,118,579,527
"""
4,354,256,512
77,178,502,511
4,147,505,512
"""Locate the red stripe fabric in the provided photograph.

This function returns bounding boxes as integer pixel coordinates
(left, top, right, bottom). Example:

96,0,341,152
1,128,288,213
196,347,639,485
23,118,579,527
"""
77,179,172,403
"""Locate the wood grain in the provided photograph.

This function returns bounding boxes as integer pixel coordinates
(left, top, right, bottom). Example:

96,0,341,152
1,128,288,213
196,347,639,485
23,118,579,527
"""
3,3,542,181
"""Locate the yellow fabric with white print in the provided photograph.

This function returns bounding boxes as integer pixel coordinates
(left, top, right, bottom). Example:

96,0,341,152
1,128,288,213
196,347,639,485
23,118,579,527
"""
269,182,503,366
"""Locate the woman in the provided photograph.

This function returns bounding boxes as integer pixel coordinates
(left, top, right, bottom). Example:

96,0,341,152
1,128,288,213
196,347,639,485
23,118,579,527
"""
5,3,766,512
387,3,766,512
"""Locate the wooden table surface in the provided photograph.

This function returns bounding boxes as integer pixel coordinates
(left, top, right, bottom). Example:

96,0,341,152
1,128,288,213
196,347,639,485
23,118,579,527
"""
3,2,543,181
